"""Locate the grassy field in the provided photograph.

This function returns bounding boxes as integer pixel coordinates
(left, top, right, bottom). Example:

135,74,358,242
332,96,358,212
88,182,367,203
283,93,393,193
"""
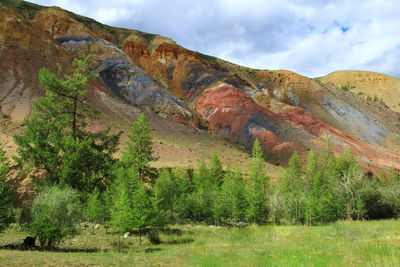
1,220,400,266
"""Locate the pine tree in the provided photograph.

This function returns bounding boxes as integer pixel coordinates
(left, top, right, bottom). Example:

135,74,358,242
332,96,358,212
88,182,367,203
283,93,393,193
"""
121,113,156,182
0,147,13,233
246,138,269,224
14,57,119,193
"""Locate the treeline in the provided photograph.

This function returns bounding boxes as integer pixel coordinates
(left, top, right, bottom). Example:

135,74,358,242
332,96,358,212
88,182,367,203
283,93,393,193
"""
139,141,400,227
1,57,400,249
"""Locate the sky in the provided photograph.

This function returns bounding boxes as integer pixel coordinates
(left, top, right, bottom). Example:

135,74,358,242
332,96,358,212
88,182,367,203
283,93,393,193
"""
30,0,400,78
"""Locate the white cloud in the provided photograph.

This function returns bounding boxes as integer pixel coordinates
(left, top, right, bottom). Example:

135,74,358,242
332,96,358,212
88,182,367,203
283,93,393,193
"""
29,0,400,78
94,8,129,24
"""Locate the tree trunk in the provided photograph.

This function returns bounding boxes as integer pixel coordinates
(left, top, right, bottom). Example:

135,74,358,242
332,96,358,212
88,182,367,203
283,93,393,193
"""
72,94,77,141
118,229,121,252
139,228,142,245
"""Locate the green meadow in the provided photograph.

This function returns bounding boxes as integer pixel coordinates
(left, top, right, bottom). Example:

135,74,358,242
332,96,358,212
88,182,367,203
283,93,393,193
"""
1,219,400,266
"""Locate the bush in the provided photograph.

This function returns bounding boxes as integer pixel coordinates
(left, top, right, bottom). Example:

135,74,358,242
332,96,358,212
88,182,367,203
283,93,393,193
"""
29,186,82,248
147,229,161,245
340,84,350,91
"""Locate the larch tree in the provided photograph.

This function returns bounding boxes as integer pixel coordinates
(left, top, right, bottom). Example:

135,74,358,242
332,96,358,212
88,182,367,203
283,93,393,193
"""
280,151,303,224
85,188,104,234
246,138,269,224
131,182,152,245
120,112,157,182
0,147,13,233
216,165,247,223
14,56,120,193
110,178,133,252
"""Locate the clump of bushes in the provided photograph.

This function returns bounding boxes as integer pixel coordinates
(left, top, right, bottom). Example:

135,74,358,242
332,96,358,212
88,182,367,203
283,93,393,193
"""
28,186,82,249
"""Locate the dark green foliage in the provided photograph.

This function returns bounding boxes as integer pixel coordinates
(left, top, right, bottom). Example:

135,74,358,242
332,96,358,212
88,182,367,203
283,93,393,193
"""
2,0,44,20
136,30,156,45
14,57,119,193
0,147,14,233
340,84,350,91
340,84,355,91
195,52,220,66
147,229,161,245
29,186,82,248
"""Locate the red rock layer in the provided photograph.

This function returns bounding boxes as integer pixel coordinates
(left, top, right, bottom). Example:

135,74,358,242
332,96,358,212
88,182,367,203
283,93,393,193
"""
195,85,303,160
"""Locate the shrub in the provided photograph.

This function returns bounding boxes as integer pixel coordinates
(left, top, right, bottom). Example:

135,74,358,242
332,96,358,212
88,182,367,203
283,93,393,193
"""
340,84,350,91
147,229,161,245
29,186,82,248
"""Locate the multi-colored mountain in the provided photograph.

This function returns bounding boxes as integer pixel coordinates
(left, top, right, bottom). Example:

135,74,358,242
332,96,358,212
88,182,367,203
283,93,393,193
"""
1,0,400,178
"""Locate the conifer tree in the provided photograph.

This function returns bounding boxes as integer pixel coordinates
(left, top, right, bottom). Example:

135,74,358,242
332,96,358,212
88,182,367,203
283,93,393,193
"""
304,149,320,225
153,169,177,221
121,113,156,182
131,182,152,245
110,178,133,252
191,156,216,223
174,168,195,220
14,57,119,193
216,165,247,222
85,188,104,234
209,153,224,187
246,138,269,224
280,151,303,224
0,147,13,233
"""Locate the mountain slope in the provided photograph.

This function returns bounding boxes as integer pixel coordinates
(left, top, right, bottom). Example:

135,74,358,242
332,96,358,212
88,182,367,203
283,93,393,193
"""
320,70,400,113
1,1,400,177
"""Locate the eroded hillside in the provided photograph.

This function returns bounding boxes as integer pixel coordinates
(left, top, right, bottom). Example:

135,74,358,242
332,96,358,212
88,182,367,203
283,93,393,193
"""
1,0,400,177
